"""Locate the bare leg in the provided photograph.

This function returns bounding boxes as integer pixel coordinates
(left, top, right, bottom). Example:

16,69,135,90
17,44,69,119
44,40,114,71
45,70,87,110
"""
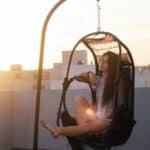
40,118,110,138
40,96,105,138
75,96,95,125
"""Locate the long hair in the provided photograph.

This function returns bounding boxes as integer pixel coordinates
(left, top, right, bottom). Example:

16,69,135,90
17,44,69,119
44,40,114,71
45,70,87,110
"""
101,51,119,106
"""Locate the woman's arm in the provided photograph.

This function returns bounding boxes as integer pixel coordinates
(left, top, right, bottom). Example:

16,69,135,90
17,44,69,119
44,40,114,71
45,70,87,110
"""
88,71,97,86
75,71,97,86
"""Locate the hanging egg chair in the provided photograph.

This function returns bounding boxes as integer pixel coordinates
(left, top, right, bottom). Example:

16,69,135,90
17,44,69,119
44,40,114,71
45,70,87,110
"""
56,31,136,150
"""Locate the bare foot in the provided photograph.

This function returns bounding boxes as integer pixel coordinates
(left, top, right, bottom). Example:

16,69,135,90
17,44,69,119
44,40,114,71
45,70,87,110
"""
40,120,60,138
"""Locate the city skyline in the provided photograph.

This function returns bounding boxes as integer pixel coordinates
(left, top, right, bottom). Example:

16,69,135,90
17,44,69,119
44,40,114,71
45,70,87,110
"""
0,49,150,72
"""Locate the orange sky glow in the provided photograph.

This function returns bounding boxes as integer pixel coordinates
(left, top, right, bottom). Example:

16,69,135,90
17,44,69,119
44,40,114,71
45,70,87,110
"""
0,0,149,70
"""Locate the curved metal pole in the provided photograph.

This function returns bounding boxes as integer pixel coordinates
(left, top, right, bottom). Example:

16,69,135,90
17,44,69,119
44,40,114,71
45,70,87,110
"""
33,0,66,149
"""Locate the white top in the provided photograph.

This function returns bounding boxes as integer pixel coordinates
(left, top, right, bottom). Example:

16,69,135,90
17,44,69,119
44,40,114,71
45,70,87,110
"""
95,76,112,121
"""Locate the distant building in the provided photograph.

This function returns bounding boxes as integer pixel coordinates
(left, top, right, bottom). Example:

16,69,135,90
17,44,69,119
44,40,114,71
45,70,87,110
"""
0,66,50,91
10,64,23,72
62,50,87,65
0,50,150,91
50,50,150,89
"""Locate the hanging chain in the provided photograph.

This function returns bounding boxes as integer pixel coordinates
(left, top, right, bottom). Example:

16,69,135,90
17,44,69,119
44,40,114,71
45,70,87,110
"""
97,0,101,31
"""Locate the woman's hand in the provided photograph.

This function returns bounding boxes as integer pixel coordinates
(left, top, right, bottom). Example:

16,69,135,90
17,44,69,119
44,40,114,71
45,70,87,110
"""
75,71,97,85
105,107,113,118
75,72,90,83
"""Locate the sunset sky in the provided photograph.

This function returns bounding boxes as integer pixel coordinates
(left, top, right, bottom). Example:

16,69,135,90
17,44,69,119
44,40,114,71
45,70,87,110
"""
0,0,149,70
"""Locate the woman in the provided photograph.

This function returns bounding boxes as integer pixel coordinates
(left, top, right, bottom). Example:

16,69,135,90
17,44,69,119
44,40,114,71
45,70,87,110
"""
40,51,123,138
